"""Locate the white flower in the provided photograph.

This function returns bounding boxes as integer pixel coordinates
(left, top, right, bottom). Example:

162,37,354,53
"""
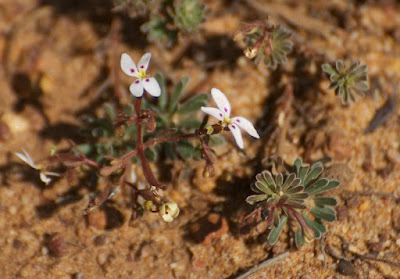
201,88,260,149
120,53,161,98
15,148,60,185
159,202,180,223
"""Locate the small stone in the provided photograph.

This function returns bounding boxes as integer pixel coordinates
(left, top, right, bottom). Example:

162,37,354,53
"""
327,130,352,161
46,233,68,257
94,235,106,246
338,259,356,276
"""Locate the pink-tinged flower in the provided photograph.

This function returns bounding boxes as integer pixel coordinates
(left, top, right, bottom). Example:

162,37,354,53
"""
201,88,260,149
15,149,60,185
120,53,161,98
159,202,180,222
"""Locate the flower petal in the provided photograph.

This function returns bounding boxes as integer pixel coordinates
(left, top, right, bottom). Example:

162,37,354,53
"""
138,53,151,72
143,77,161,97
211,88,231,117
15,149,38,169
229,124,244,149
121,53,138,77
231,116,260,138
129,79,144,97
200,107,224,121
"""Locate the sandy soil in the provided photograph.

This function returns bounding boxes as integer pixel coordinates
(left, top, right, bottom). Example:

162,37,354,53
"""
1,0,400,278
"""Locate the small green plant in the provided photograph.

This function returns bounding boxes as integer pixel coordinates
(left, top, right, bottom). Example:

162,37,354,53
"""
114,0,206,45
234,21,293,69
16,52,260,223
243,158,340,247
322,60,369,104
173,0,205,32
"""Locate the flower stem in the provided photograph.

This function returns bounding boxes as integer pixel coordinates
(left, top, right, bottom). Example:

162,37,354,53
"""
134,97,165,189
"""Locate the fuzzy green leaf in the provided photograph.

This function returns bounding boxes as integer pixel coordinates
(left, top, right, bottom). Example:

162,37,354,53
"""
295,229,305,248
313,197,337,206
303,214,321,239
322,64,337,76
309,179,340,195
304,178,329,195
311,206,336,222
155,72,167,111
303,163,323,186
176,141,194,159
104,103,116,119
168,76,190,115
178,94,209,114
268,215,287,245
246,194,269,205
179,118,202,128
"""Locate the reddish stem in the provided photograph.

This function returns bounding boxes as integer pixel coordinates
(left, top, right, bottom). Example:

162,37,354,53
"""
134,98,164,189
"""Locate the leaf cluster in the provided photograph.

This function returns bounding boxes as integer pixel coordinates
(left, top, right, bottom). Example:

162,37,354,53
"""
114,0,206,45
322,60,369,104
245,158,340,248
235,23,293,70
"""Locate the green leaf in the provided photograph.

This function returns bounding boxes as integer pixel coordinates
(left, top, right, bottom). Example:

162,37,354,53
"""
295,230,305,248
303,214,322,239
144,148,157,161
75,144,93,155
104,103,116,119
321,63,336,75
178,94,209,114
262,171,277,192
155,72,167,111
179,118,202,129
176,141,194,159
254,181,274,195
313,197,337,206
313,218,327,233
210,135,225,146
246,194,269,205
298,164,310,185
268,215,287,245
304,178,329,195
311,206,336,222
308,179,340,195
168,76,190,115
303,163,323,186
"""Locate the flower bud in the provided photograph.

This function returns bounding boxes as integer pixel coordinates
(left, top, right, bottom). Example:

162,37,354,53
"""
159,202,180,222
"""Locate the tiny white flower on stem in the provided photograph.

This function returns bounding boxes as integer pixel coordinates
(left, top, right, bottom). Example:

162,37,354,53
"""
159,202,180,223
201,88,260,149
15,148,60,185
120,53,161,98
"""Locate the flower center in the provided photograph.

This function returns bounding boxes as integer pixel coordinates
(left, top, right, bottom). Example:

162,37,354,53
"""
137,69,147,79
221,116,233,127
